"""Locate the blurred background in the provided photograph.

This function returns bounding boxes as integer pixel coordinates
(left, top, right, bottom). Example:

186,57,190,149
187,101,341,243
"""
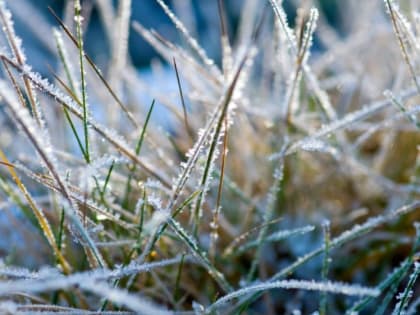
9,0,342,72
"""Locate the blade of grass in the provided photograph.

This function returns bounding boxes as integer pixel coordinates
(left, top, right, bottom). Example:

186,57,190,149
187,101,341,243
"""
174,253,186,302
209,116,229,261
319,221,331,315
123,99,155,209
53,28,78,95
0,149,71,274
173,58,192,137
74,0,90,163
48,68,88,161
385,0,420,93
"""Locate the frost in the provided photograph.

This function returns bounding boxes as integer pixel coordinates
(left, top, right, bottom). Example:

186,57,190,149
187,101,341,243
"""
208,279,379,311
0,256,187,292
0,301,18,313
301,139,339,158
144,208,170,234
0,1,27,64
81,281,173,315
109,0,131,97
155,0,220,78
236,225,315,253
0,266,38,279
392,262,420,315
193,301,205,315
284,87,417,155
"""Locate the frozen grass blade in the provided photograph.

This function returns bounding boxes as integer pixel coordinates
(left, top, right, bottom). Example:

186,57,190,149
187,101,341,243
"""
222,217,283,257
319,221,331,315
372,263,410,315
167,217,233,292
284,8,318,121
108,0,131,94
385,90,420,129
209,116,229,261
144,190,201,260
74,0,90,163
53,28,78,95
49,69,88,161
123,99,155,208
173,58,192,136
80,281,172,315
346,259,412,314
246,145,286,282
0,149,71,274
235,225,315,255
207,279,379,312
392,262,420,315
155,0,221,78
282,87,418,156
268,0,336,120
174,253,185,302
385,0,420,93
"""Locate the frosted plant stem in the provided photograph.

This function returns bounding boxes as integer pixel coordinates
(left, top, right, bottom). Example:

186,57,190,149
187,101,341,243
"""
246,145,286,282
207,279,379,312
319,221,331,315
155,0,221,79
385,0,420,93
74,0,90,163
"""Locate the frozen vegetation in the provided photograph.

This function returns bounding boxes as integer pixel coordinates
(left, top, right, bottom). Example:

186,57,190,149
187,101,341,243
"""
0,0,419,314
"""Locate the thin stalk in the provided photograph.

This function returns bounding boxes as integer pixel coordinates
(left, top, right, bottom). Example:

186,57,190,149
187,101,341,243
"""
74,0,90,163
173,58,192,137
385,0,420,93
123,100,155,208
320,221,331,315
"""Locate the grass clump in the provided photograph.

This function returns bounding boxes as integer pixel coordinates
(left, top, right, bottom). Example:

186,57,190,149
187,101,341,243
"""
0,0,419,314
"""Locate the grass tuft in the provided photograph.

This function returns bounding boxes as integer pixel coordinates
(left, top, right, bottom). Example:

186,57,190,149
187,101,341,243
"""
0,0,419,314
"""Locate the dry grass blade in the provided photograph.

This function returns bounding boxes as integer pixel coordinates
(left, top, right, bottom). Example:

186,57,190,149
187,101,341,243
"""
0,149,71,274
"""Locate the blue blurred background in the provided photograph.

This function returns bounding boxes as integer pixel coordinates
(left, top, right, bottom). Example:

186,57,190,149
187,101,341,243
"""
9,0,340,73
